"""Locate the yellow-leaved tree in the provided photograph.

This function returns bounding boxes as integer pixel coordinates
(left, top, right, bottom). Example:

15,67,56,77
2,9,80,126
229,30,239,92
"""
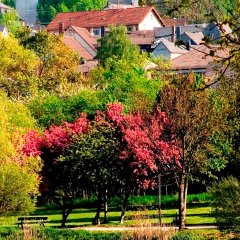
0,91,41,215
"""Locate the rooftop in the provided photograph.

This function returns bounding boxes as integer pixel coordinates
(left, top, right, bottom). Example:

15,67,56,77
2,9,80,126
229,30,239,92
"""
159,38,188,54
184,31,204,44
172,45,229,70
68,26,98,50
128,30,154,45
63,36,94,60
47,7,165,31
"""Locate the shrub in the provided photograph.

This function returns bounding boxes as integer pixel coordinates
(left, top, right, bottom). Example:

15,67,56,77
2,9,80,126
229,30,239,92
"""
209,176,240,233
171,231,207,240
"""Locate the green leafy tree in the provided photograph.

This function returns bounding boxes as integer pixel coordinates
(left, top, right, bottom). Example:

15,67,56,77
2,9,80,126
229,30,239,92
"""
28,90,103,128
63,123,122,225
92,25,161,113
97,25,140,65
0,163,39,215
158,75,228,229
37,0,107,23
91,58,160,113
1,0,15,7
209,177,240,233
0,10,22,35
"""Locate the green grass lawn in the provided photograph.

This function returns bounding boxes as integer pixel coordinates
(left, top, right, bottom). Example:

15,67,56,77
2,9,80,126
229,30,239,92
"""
0,203,215,228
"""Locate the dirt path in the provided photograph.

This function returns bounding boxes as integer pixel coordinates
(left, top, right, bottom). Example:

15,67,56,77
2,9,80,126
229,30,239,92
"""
73,225,217,231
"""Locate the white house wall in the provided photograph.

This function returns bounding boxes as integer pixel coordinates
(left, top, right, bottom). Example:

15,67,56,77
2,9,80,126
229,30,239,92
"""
0,28,8,37
138,11,162,30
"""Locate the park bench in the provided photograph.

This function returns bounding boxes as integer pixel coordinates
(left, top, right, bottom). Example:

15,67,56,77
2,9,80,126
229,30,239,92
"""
17,216,48,229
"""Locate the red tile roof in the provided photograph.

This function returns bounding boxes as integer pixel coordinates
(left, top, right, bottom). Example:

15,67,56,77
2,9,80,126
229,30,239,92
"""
63,36,94,60
172,45,229,70
79,60,99,73
161,17,186,27
184,31,204,45
47,7,166,32
128,30,154,45
68,26,98,50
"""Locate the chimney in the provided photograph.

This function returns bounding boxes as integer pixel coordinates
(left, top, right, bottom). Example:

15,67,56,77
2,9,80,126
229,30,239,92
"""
186,40,191,51
176,26,181,39
101,26,105,37
171,25,176,42
58,22,64,34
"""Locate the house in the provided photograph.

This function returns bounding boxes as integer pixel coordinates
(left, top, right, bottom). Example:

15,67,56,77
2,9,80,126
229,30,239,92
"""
154,24,205,42
47,6,166,36
152,38,188,59
179,31,204,46
128,30,154,52
202,23,232,42
171,45,229,75
0,2,11,15
105,0,139,9
64,25,97,59
0,25,8,36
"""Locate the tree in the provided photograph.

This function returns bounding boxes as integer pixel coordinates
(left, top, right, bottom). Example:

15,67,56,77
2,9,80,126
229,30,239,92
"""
91,57,160,114
0,10,22,35
1,0,15,7
92,26,161,113
119,75,228,230
209,177,240,233
0,34,38,99
158,76,228,229
97,25,141,65
0,162,39,216
17,29,83,94
23,114,89,227
28,90,103,128
0,91,40,215
62,121,122,225
37,0,107,23
23,103,175,226
0,91,37,161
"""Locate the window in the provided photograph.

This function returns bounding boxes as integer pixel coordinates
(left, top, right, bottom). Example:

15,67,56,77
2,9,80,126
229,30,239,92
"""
92,28,101,36
127,26,134,32
68,28,74,36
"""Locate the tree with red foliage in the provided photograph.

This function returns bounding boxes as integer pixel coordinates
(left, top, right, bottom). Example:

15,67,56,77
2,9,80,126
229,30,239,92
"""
22,114,89,227
103,103,181,223
122,76,225,230
22,103,183,227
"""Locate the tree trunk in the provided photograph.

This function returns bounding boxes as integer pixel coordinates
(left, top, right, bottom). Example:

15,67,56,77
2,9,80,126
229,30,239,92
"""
178,174,188,230
61,208,72,228
103,189,109,224
92,191,102,225
120,190,129,224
